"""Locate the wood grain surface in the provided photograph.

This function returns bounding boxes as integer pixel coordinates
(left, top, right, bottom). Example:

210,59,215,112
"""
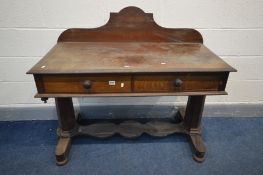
27,7,236,75
33,72,227,94
27,42,236,74
57,6,203,43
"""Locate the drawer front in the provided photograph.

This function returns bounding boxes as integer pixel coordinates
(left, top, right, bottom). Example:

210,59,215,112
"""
35,73,227,95
133,73,227,93
37,75,131,93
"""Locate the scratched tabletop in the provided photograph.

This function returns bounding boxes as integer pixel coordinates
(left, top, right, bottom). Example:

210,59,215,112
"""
27,42,236,74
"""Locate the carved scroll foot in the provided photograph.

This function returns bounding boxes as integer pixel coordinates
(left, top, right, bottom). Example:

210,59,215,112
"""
55,137,72,166
189,131,206,163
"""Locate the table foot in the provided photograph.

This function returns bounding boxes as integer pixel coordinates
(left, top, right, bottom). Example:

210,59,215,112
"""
193,153,205,163
55,137,71,166
189,132,206,163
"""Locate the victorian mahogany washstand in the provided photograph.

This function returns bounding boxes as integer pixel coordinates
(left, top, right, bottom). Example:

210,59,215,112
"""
27,7,236,165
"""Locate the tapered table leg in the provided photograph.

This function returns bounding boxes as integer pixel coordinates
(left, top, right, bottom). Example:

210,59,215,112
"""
184,95,206,162
55,97,76,165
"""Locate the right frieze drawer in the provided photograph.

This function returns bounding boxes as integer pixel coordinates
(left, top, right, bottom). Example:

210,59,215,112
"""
132,72,228,93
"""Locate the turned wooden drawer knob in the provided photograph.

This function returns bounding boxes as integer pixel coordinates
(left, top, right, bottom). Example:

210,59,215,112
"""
173,79,183,87
83,80,92,89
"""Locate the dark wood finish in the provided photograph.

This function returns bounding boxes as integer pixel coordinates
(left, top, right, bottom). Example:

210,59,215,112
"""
41,74,131,93
34,72,227,95
27,42,236,74
183,95,206,161
34,75,44,93
57,6,203,43
55,97,76,165
184,96,206,129
55,137,71,166
27,6,236,165
35,91,227,98
55,98,76,131
189,134,206,162
133,73,227,92
54,107,205,162
58,120,187,139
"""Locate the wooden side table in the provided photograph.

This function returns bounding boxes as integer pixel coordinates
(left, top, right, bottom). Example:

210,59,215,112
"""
27,6,236,165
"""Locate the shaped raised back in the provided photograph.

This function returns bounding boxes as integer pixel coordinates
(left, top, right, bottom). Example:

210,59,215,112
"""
58,6,203,43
